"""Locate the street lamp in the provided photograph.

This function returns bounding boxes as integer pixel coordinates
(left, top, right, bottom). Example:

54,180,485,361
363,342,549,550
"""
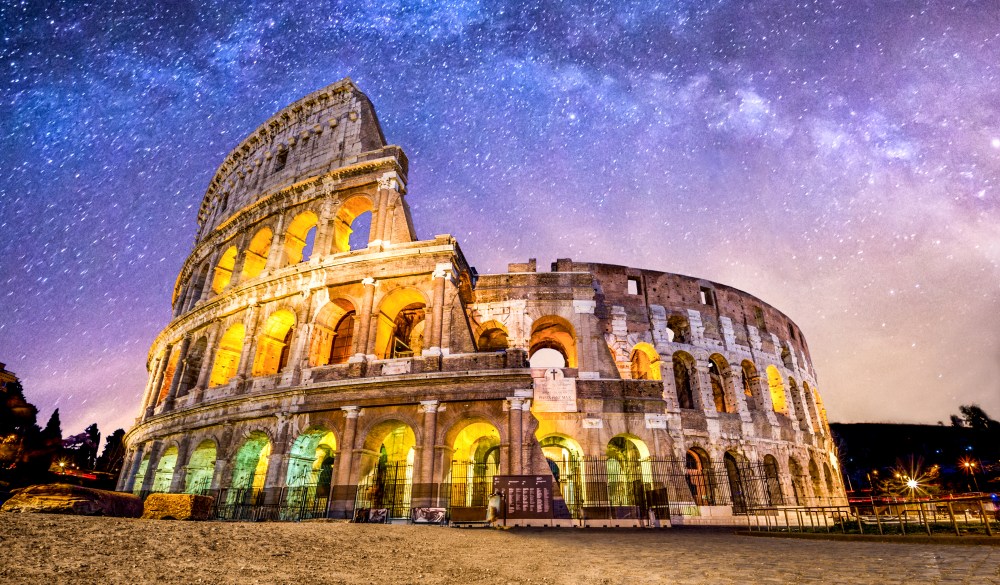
960,458,980,492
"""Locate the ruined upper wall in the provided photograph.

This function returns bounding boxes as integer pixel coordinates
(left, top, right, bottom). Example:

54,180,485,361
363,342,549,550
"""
195,78,397,241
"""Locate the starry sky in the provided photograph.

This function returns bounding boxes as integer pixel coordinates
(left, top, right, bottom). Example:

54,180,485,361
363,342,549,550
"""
1,1,998,439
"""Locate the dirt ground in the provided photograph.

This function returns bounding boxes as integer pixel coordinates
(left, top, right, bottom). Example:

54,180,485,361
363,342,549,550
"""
0,513,997,585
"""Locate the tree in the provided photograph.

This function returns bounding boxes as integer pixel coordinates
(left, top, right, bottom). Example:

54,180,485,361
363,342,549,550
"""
41,409,62,443
957,404,999,432
96,429,126,476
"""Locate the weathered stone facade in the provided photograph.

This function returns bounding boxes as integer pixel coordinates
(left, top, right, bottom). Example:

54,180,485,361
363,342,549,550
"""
119,78,846,523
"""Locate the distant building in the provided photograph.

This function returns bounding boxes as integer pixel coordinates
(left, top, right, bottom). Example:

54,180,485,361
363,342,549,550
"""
119,79,846,523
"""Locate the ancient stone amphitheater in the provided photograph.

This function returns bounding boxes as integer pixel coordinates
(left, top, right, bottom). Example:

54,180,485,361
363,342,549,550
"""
119,78,846,525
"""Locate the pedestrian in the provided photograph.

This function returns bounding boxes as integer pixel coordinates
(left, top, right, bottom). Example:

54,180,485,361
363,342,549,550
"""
487,489,503,528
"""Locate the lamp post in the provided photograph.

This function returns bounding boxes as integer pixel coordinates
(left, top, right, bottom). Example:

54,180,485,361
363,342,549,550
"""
961,460,980,492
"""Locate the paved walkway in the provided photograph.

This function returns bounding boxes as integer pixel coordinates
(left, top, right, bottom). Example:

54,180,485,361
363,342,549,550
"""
0,514,997,584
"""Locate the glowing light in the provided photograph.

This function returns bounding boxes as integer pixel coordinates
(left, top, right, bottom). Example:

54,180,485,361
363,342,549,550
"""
906,479,918,489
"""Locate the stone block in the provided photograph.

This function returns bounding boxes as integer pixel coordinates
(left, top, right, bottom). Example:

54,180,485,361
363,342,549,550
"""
0,483,143,517
142,493,215,520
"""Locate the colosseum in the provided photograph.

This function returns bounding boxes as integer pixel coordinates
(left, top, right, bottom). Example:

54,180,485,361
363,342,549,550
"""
118,78,846,526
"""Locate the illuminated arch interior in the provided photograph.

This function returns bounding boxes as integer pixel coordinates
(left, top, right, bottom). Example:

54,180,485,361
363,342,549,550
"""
766,365,788,415
708,354,730,413
740,360,759,411
476,320,509,352
209,323,245,387
211,245,238,294
528,316,577,368
309,299,356,366
231,432,271,491
333,195,374,252
240,227,273,280
252,309,296,376
630,342,662,380
673,352,696,410
151,446,178,493
374,288,426,359
184,440,217,493
284,211,319,264
286,430,337,488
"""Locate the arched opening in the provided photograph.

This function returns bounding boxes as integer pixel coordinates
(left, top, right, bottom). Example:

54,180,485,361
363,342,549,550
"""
252,309,296,376
229,432,272,501
813,386,830,429
630,342,662,380
808,459,822,504
724,451,748,513
741,360,759,411
789,377,808,430
285,430,337,515
766,365,788,415
308,299,357,367
209,323,245,387
182,263,210,313
667,314,690,343
803,382,822,431
476,320,509,352
763,454,783,506
177,336,208,398
374,288,426,359
184,440,217,494
708,354,731,413
449,422,501,509
673,352,696,410
685,448,712,505
284,211,319,265
823,461,836,502
539,435,585,514
605,435,650,507
240,227,273,280
788,457,806,505
211,246,238,294
132,452,151,495
333,196,375,252
356,421,416,520
151,446,178,493
156,347,181,406
529,316,577,368
781,343,794,369
529,348,565,368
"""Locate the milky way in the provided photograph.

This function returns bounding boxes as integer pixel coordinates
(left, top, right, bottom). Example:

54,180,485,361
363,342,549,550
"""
1,1,998,437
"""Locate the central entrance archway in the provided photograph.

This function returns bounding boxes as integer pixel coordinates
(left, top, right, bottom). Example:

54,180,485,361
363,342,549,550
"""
355,421,416,521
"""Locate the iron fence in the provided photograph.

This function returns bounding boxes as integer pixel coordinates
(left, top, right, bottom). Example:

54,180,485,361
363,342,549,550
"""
354,462,413,521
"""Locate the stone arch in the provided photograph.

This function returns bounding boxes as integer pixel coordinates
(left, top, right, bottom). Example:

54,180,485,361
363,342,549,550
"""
209,323,245,387
788,457,806,506
211,245,239,294
356,419,417,518
184,439,217,494
740,360,760,411
285,428,338,509
333,194,375,252
528,315,577,368
708,353,733,413
803,382,822,431
766,365,788,415
177,335,209,398
672,351,697,410
823,461,836,502
180,262,210,313
630,342,662,380
685,447,713,505
309,299,357,366
447,420,501,508
812,385,829,429
539,433,586,509
781,343,794,369
762,454,783,506
132,451,151,495
373,287,427,359
667,313,691,343
155,345,182,406
283,210,319,265
476,320,509,352
788,377,808,430
808,458,823,503
252,308,297,376
723,450,748,513
151,446,179,493
240,226,273,280
606,435,651,506
229,431,272,492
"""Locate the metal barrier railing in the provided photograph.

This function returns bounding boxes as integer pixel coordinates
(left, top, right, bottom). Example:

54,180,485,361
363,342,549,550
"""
741,495,998,537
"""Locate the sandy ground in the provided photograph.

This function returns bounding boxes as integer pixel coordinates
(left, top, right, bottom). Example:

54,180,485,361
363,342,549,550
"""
0,513,997,585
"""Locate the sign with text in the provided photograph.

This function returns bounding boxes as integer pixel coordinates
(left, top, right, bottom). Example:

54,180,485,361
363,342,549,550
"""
492,475,554,520
531,368,577,412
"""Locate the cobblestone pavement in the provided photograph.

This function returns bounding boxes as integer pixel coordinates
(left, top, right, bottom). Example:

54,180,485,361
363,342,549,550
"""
0,513,997,584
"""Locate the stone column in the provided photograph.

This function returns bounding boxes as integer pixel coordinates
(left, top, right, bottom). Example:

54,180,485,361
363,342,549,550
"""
413,400,440,508
137,356,162,421
193,326,220,397
506,397,525,475
120,445,144,492
139,442,163,493
312,202,335,259
374,173,400,246
264,229,288,272
227,236,249,290
331,406,361,518
427,264,450,354
169,438,192,493
352,278,377,360
693,360,716,416
163,335,192,411
236,304,260,381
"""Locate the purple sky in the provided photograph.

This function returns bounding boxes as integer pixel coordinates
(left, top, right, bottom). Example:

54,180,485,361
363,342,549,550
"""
1,1,998,438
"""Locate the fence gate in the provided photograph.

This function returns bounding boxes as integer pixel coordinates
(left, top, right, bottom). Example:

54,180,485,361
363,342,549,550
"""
447,460,499,522
354,462,413,521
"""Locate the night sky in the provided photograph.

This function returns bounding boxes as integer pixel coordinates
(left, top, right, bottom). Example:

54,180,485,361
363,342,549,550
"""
1,1,998,439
